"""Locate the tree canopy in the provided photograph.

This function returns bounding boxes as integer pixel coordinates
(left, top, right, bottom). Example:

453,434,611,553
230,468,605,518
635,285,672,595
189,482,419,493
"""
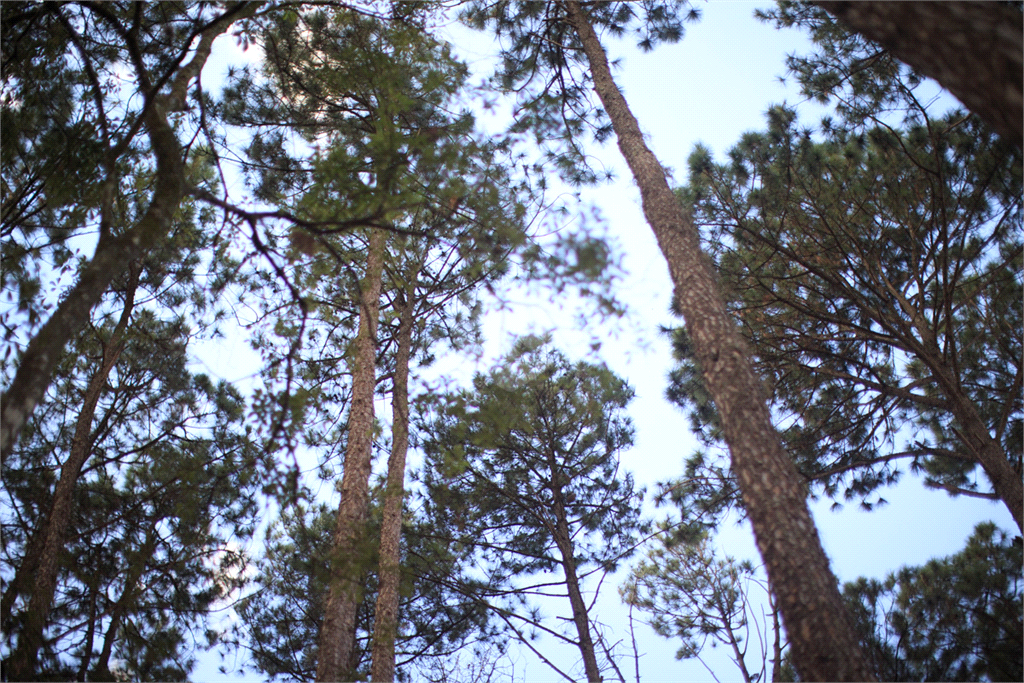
665,4,1022,532
2,1,1020,681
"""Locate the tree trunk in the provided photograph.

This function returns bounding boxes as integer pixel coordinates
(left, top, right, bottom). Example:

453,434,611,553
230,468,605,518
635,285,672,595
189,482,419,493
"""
0,2,255,458
548,454,601,682
92,527,161,681
76,581,100,682
560,3,874,681
6,264,140,680
370,287,416,683
317,229,386,683
813,1,1022,150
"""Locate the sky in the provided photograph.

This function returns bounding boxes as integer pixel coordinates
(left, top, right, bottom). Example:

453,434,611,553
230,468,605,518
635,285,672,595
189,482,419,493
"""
190,2,1018,681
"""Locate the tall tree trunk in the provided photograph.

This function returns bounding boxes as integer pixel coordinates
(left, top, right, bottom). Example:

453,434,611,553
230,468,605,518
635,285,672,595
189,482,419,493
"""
317,229,387,683
7,264,140,680
813,1,1022,150
369,287,416,683
0,2,255,458
560,3,874,681
548,455,601,682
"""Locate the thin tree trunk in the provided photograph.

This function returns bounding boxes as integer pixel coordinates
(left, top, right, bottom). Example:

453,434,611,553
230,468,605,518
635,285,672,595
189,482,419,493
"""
76,581,100,682
369,287,416,682
7,263,140,679
721,610,752,683
317,229,387,683
813,1,1022,150
0,2,255,458
92,527,160,680
548,455,601,682
560,3,874,681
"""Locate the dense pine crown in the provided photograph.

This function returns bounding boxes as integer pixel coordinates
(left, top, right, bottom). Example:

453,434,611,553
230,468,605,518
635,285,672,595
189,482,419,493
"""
666,4,1022,524
417,336,646,681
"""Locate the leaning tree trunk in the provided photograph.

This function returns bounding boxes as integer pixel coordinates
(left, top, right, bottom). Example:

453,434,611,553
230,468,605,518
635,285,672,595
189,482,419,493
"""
7,264,140,679
0,3,256,458
813,1,1022,150
317,229,387,683
369,286,416,682
561,3,874,681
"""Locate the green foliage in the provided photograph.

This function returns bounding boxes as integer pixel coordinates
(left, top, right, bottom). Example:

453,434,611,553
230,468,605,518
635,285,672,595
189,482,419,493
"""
1,2,235,345
234,498,495,682
460,0,700,184
663,9,1022,517
227,5,546,474
417,337,645,671
623,533,779,682
842,523,1022,682
756,1,924,127
2,310,264,680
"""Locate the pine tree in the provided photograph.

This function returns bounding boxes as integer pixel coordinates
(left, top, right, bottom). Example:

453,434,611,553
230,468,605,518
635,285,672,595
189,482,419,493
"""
666,6,1022,530
419,336,645,682
842,523,1022,681
0,2,260,455
810,1,1022,149
623,533,784,683
461,2,873,677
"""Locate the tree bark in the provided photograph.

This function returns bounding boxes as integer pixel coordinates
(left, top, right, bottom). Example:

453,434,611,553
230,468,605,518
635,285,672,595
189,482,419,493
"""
7,263,140,679
317,229,386,683
813,1,1022,150
548,453,601,682
0,2,256,458
369,288,416,682
560,3,874,681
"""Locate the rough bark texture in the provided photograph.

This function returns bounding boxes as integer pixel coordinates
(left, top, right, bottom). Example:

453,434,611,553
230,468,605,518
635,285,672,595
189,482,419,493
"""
317,229,386,683
550,471,601,682
6,264,140,679
369,291,415,682
561,2,874,681
814,1,1023,150
0,3,253,458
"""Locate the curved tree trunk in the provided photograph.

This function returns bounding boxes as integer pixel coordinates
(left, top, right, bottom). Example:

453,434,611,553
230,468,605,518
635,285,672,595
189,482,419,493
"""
813,1,1022,150
560,3,874,681
317,229,387,683
0,2,256,458
369,287,416,682
7,263,140,679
